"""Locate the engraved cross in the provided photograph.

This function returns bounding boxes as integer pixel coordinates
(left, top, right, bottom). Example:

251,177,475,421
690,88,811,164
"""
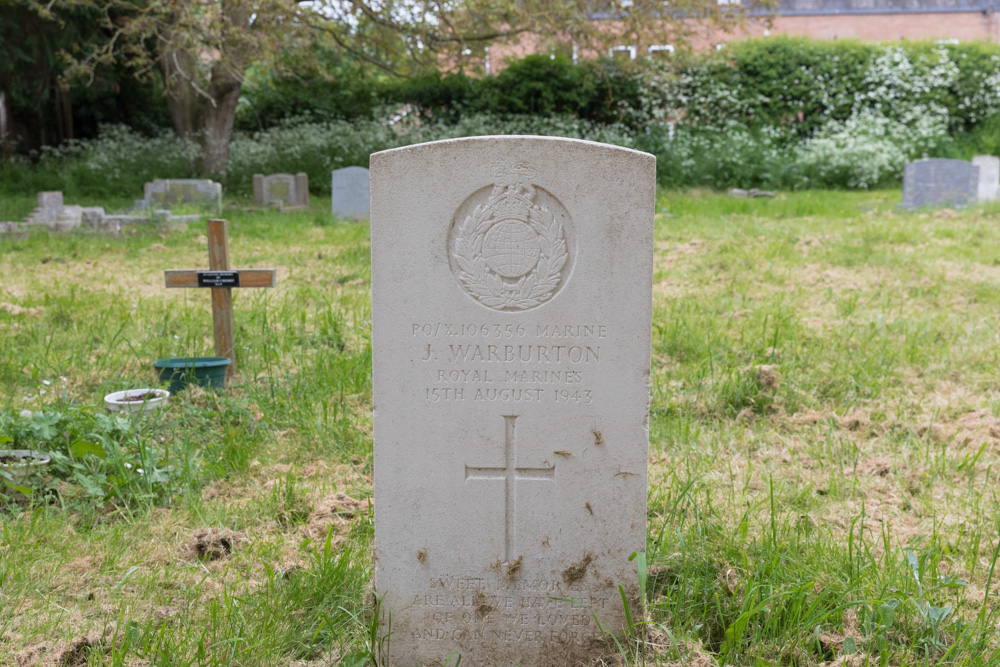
465,415,556,562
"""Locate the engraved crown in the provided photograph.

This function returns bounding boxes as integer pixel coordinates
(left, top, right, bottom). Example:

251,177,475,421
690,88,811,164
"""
489,161,537,220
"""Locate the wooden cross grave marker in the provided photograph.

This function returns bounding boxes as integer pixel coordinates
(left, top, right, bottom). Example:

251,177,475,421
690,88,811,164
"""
164,219,276,384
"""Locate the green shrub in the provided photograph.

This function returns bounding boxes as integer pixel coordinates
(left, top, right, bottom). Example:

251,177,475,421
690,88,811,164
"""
234,50,391,131
0,125,199,200
949,111,1000,158
228,112,638,195
9,38,1000,196
241,54,647,130
646,38,1000,138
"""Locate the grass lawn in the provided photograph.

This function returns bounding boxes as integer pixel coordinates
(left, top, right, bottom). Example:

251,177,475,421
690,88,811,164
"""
1,189,999,666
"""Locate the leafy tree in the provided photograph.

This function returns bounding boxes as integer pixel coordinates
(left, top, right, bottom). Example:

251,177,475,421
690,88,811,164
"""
0,3,168,154
26,0,762,175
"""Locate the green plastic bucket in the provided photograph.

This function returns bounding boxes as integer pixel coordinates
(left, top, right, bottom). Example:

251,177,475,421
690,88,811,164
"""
153,357,230,393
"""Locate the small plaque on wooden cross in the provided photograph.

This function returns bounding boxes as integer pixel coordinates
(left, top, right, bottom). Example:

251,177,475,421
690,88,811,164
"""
196,271,240,288
164,219,277,383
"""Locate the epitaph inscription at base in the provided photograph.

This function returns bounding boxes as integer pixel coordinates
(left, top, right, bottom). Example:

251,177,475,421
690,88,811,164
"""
371,137,654,666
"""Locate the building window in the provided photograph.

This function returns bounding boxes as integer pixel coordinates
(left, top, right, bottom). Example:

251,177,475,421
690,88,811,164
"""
609,45,637,60
647,45,675,58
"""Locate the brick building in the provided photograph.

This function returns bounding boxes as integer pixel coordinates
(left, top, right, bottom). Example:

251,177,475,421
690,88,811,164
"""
480,0,1000,71
730,0,1000,44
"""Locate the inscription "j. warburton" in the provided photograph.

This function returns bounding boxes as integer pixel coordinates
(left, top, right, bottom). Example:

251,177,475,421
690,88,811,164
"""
425,344,600,363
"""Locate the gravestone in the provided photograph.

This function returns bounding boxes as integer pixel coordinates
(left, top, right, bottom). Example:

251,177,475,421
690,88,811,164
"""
371,136,654,666
902,159,979,210
80,207,106,229
141,179,222,214
972,155,1000,203
253,172,309,209
24,191,64,225
52,206,84,232
331,166,370,218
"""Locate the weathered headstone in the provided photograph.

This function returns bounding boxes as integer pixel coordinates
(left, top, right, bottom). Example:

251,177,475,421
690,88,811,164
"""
902,158,979,210
80,207,106,229
24,191,65,225
331,166,370,219
141,179,222,214
253,172,309,209
52,206,84,232
972,155,1000,203
371,136,654,665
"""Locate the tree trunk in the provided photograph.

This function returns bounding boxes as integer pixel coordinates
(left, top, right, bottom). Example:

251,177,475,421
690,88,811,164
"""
160,49,198,141
199,66,242,176
159,49,242,176
62,89,73,141
0,92,9,157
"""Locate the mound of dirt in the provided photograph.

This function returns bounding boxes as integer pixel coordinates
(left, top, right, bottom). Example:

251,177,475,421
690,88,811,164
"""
187,528,242,561
931,409,1000,449
301,492,370,539
14,633,110,667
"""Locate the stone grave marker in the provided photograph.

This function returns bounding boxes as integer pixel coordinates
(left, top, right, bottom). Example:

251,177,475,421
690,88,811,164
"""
24,191,64,225
253,172,309,210
141,179,222,214
973,155,1000,203
902,158,979,210
371,136,654,665
331,166,370,218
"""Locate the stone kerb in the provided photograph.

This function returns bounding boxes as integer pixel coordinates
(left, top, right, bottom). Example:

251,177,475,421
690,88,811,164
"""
5,190,193,236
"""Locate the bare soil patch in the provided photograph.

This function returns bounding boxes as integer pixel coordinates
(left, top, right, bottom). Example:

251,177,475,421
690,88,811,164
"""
301,492,370,539
186,528,242,562
14,632,111,667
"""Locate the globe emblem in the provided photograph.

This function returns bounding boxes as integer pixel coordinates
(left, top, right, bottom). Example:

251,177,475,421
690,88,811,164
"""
481,220,541,279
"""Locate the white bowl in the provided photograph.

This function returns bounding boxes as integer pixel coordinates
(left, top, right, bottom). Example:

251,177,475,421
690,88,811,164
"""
104,388,170,413
0,449,51,486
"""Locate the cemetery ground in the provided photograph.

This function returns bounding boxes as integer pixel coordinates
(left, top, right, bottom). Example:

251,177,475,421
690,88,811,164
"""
1,189,1000,666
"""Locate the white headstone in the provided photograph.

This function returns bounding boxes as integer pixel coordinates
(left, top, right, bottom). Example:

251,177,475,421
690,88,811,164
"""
973,155,1000,202
331,166,370,218
371,136,654,666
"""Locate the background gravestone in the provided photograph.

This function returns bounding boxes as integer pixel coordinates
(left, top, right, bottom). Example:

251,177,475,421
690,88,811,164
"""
371,136,654,666
902,159,979,210
25,191,64,225
331,166,370,218
141,179,222,214
972,155,1000,202
253,172,309,209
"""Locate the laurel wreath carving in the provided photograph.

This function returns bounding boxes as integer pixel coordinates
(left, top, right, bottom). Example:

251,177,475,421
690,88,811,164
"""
452,201,569,311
